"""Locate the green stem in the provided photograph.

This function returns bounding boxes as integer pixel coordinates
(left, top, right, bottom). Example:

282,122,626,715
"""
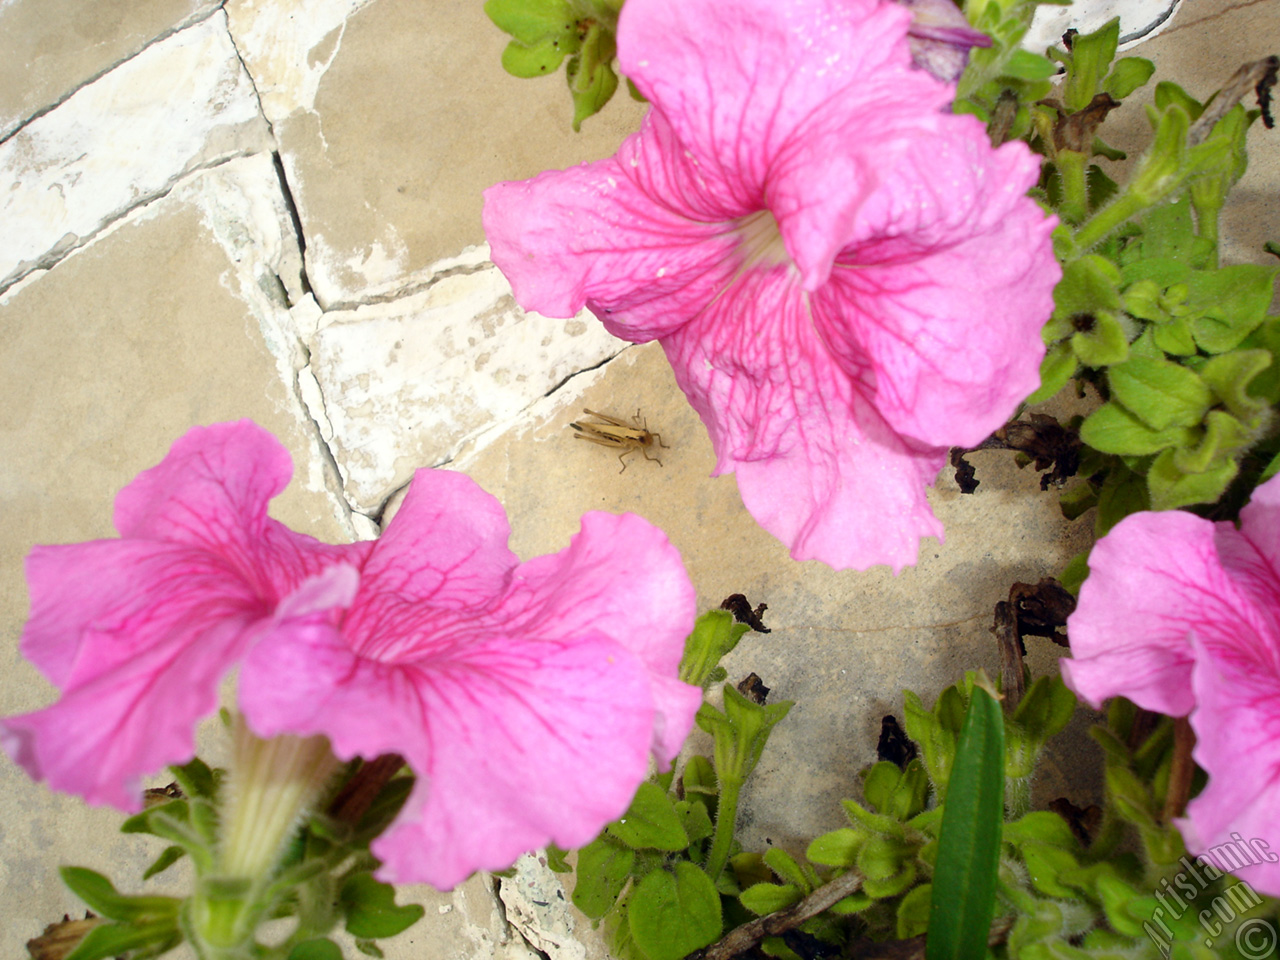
1072,190,1149,250
1056,151,1089,225
704,777,743,882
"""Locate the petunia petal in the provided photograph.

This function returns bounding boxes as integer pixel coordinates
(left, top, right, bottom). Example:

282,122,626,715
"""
482,116,740,341
662,264,946,571
618,0,953,289
1061,510,1263,715
113,420,291,550
2,541,267,809
1215,472,1280,638
240,621,657,889
509,511,703,764
342,468,523,660
1177,633,1280,895
814,128,1056,448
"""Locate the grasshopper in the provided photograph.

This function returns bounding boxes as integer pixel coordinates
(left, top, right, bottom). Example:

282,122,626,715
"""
569,409,669,473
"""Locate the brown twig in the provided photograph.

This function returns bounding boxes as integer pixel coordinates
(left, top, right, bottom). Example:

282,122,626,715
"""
1188,56,1279,145
1161,717,1196,823
699,870,865,960
327,753,406,826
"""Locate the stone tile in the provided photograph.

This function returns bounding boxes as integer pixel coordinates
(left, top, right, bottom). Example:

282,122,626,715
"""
1025,0,1186,51
305,257,626,514
0,160,350,957
0,0,220,139
0,11,271,292
228,0,646,307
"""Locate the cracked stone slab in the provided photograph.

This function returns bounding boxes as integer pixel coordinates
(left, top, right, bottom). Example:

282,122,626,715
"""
305,260,627,515
239,0,647,307
0,0,222,140
0,10,272,292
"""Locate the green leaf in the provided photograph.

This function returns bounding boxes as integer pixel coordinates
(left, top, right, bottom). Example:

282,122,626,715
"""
339,873,426,939
674,799,714,845
763,848,811,893
1003,811,1079,850
170,756,219,799
565,23,618,131
1187,265,1279,353
141,845,186,880
680,610,750,688
1104,57,1154,99
483,0,576,45
63,922,181,960
1172,409,1252,474
739,882,804,916
1200,349,1273,419
289,939,345,960
1021,841,1081,897
1093,459,1150,535
1147,447,1238,510
1012,675,1077,749
1027,342,1077,404
502,38,568,78
697,686,793,787
628,863,722,960
1071,312,1130,367
59,868,181,924
1080,402,1191,455
1047,255,1122,342
925,687,1004,960
1107,356,1212,430
806,827,866,868
1154,81,1203,121
1153,317,1198,356
897,885,933,939
1063,18,1119,112
607,781,689,851
572,836,635,919
1003,49,1057,81
355,939,384,958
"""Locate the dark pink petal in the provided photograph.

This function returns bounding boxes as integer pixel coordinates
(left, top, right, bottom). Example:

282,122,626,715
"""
1061,510,1263,714
114,420,290,549
240,622,656,889
618,0,952,289
483,116,740,342
342,469,523,658
1177,633,1280,894
662,265,946,571
2,541,265,809
115,420,362,600
508,511,702,763
2,423,367,809
1216,473,1280,638
240,476,700,886
815,129,1056,448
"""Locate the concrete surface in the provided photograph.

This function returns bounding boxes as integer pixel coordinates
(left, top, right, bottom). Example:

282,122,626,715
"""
2,0,1276,956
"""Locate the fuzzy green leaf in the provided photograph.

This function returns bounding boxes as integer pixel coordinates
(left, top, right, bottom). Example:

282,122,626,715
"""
340,873,425,939
628,863,722,960
572,836,635,919
608,780,689,851
1107,356,1212,430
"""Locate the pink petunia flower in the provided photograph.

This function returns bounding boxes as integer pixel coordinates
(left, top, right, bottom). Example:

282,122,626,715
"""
482,0,1058,572
1062,473,1280,894
1,421,702,889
